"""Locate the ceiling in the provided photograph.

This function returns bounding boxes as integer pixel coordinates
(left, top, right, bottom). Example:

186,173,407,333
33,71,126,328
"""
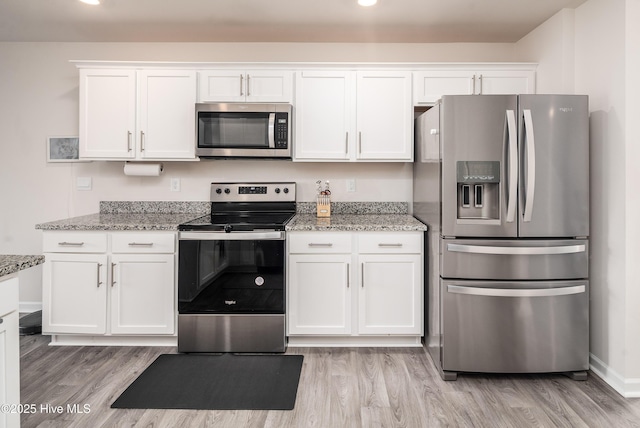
0,0,587,43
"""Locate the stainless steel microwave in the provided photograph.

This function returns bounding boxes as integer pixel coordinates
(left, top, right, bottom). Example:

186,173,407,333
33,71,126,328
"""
196,103,292,159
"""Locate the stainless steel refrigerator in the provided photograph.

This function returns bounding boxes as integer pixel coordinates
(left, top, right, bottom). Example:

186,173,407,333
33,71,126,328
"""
413,94,589,381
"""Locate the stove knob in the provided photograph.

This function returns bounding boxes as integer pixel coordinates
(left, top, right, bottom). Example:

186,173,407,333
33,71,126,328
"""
215,188,222,194
275,188,281,194
224,224,233,233
283,187,289,194
224,188,231,194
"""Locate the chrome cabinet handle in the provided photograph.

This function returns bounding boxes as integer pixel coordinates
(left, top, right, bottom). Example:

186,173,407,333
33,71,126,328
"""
58,241,85,247
140,131,145,152
308,243,333,247
361,263,364,288
247,74,251,96
127,131,132,151
378,243,403,248
472,76,476,94
240,74,244,96
346,263,350,288
128,242,154,247
505,110,517,223
111,262,116,287
345,132,349,154
97,263,103,288
447,284,586,297
358,132,362,154
523,109,536,222
478,74,483,94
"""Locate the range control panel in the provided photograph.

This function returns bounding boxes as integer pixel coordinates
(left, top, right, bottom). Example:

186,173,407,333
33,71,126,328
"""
210,182,296,202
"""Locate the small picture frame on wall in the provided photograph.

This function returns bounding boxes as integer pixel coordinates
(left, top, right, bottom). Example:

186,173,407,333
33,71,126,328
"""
47,136,80,162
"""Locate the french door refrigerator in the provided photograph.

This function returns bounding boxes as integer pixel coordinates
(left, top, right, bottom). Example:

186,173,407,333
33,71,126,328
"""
413,94,589,380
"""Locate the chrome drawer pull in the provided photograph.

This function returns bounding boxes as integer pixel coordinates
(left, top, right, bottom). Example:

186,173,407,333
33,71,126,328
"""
58,242,85,247
97,263,103,288
128,242,154,247
308,243,333,247
378,243,403,248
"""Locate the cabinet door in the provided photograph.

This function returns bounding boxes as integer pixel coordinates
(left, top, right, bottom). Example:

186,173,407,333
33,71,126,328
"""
356,71,413,161
0,278,19,428
245,70,293,103
198,70,245,102
358,254,422,335
476,70,536,95
79,69,136,159
413,70,475,105
288,254,352,334
138,70,197,159
110,254,175,335
42,254,108,334
294,71,353,161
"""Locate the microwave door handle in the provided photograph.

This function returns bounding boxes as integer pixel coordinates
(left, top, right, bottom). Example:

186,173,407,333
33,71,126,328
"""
268,113,276,149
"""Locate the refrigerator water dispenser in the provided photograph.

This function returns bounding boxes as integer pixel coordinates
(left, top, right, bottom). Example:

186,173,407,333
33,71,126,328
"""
456,161,500,221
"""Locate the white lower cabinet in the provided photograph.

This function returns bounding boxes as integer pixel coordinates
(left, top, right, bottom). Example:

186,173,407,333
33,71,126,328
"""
42,231,176,340
287,231,423,345
0,277,20,428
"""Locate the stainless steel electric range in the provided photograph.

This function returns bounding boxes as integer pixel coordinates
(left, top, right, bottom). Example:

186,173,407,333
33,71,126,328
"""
177,182,296,353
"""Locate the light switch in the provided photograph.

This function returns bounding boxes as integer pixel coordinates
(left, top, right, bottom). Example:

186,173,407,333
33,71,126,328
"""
170,178,181,192
347,179,356,193
76,177,92,191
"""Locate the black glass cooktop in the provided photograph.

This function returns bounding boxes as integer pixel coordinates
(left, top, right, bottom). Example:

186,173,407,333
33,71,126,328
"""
178,212,295,232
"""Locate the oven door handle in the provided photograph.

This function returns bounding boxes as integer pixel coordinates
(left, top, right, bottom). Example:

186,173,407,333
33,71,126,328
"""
179,231,286,241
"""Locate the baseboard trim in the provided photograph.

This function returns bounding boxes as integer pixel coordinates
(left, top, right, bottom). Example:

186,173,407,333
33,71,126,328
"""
590,353,640,398
19,301,42,313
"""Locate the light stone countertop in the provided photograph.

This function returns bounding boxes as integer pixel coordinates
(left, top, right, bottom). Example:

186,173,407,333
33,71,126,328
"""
35,213,203,231
0,255,45,279
285,213,428,232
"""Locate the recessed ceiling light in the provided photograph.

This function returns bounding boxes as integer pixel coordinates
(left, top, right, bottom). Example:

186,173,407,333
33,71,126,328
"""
358,0,377,6
79,0,100,5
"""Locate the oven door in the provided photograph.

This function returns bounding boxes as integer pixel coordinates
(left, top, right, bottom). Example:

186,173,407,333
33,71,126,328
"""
178,231,286,315
196,103,291,158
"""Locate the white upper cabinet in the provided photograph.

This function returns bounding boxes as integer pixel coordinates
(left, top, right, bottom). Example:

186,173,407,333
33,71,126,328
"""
294,70,413,162
80,69,137,159
413,66,536,105
356,71,413,161
294,70,353,160
198,70,293,103
79,68,196,160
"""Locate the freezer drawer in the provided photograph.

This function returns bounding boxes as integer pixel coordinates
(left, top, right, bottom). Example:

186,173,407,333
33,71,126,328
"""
441,238,588,280
441,279,589,374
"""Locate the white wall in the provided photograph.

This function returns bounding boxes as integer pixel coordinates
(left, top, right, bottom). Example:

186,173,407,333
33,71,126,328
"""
516,0,640,396
0,41,517,306
515,8,575,93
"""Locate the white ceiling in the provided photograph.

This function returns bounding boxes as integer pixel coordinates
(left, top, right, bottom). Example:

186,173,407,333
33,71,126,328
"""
0,0,587,43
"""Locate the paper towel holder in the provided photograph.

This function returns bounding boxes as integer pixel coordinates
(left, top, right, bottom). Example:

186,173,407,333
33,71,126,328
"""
123,162,164,176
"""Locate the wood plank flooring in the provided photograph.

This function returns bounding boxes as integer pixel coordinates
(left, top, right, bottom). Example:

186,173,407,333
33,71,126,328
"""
18,334,640,427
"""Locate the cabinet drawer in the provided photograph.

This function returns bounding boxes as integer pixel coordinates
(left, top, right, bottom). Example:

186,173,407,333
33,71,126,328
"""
358,233,422,254
0,277,19,317
111,232,176,254
288,232,352,254
43,232,108,253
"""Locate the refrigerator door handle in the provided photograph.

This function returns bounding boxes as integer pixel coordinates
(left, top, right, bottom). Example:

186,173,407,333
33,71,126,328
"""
523,109,536,222
505,110,517,223
447,284,586,298
447,243,587,255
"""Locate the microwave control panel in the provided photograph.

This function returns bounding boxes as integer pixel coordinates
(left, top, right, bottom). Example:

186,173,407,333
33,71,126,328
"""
275,113,288,149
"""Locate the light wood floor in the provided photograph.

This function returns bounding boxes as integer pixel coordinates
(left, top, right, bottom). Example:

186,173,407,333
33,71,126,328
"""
18,334,640,427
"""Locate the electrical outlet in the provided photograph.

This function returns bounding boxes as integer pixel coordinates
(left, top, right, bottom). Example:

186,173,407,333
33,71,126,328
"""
170,178,181,192
346,179,356,193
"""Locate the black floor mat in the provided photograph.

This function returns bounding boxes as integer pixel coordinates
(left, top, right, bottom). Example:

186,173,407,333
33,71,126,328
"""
111,353,303,410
